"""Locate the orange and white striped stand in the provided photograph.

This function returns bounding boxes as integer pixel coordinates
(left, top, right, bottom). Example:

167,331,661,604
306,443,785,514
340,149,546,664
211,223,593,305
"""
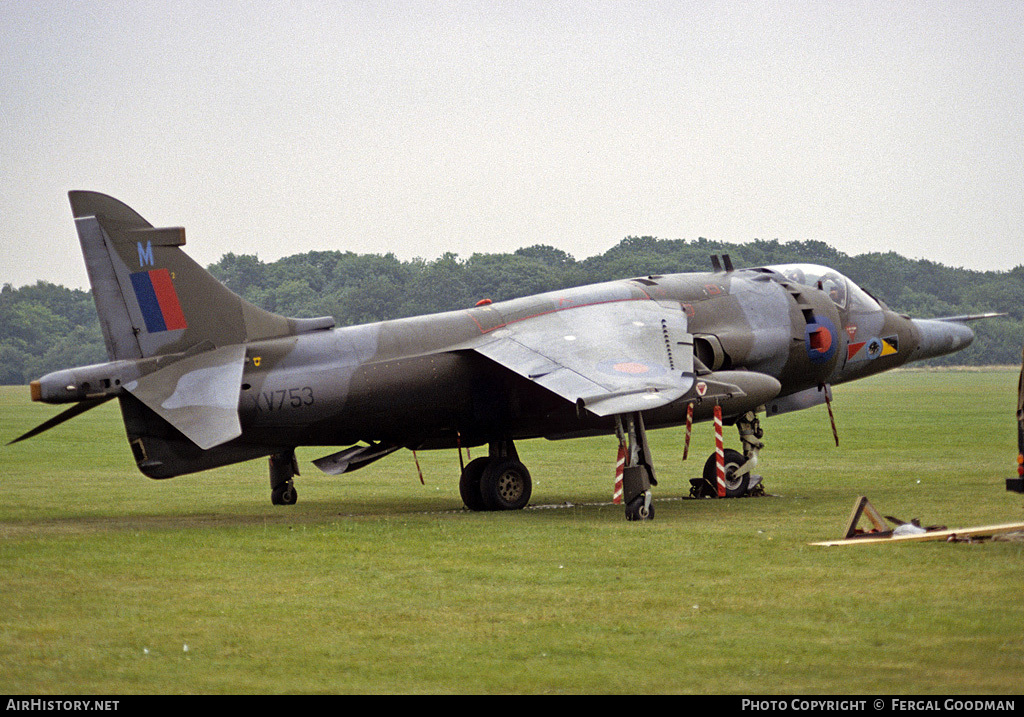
613,439,626,504
714,404,725,497
682,402,693,460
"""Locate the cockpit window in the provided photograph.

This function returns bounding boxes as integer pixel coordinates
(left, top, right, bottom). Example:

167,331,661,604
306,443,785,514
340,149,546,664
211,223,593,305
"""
819,274,846,306
765,263,879,312
846,281,882,312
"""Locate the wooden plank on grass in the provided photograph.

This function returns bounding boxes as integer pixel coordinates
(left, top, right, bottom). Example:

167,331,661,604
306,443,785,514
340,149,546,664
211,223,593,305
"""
811,522,1024,547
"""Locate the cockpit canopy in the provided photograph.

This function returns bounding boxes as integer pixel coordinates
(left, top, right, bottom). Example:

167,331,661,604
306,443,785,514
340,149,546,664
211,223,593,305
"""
764,264,881,313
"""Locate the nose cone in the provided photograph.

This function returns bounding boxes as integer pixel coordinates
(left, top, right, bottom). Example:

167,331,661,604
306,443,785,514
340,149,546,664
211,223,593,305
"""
910,319,975,362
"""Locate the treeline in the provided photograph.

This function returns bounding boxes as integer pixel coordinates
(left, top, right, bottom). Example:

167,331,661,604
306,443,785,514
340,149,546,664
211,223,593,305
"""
2,237,1022,384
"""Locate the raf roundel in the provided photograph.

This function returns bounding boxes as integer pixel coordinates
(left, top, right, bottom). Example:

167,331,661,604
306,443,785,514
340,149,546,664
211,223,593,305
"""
804,315,838,365
597,360,667,379
612,362,651,375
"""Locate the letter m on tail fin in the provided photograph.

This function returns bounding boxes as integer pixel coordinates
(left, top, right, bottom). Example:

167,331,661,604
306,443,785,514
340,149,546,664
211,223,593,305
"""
138,239,155,267
69,191,295,360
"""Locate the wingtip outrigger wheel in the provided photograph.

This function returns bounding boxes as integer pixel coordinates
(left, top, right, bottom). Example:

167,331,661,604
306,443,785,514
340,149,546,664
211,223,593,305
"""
617,413,657,521
270,450,299,505
624,489,654,521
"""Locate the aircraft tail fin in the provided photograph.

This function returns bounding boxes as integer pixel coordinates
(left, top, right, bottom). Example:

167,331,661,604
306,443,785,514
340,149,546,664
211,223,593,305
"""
69,191,333,360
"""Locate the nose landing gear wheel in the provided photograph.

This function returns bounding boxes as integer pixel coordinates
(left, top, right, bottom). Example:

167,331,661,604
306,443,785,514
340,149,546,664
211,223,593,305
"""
701,448,750,498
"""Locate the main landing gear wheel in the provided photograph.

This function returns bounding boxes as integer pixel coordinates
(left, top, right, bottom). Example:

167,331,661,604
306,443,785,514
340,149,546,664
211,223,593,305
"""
479,458,532,511
459,440,533,512
701,448,750,498
459,457,491,512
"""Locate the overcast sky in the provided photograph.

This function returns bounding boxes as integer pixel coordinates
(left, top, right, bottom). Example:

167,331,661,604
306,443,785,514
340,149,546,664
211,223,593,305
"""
2,1,1022,290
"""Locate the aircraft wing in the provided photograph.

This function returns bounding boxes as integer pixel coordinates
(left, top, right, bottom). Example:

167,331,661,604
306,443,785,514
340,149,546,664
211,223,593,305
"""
474,300,694,416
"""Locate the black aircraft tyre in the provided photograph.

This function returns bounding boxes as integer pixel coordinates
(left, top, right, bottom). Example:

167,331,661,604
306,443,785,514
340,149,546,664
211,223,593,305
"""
701,448,750,498
459,457,491,511
625,494,654,521
271,483,298,506
479,458,532,511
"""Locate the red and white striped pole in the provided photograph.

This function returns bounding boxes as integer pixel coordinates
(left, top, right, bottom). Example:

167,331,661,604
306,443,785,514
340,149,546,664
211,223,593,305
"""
456,431,465,472
682,402,694,460
613,439,626,504
412,449,425,485
714,404,725,497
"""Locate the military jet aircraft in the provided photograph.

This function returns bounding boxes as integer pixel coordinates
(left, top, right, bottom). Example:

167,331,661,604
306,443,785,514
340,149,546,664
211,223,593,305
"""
9,192,994,519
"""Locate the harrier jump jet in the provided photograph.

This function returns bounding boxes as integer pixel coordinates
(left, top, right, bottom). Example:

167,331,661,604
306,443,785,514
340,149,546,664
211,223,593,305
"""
9,192,991,519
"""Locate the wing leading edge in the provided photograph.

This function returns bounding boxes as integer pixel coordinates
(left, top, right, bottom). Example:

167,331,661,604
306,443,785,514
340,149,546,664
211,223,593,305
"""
474,300,694,416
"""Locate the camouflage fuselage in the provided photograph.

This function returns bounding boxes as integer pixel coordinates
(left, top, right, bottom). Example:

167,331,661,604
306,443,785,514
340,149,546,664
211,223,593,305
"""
234,267,920,452
19,192,978,496
32,265,962,479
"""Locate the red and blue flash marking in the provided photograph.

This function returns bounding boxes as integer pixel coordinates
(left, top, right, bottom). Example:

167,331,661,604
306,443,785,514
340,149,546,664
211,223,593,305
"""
130,269,187,333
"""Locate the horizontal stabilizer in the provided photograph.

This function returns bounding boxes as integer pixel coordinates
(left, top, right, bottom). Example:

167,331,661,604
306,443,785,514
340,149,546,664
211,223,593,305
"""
7,396,114,445
313,443,400,475
123,344,246,450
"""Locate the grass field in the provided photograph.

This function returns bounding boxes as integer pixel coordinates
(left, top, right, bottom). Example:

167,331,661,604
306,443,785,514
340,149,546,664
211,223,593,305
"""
1,369,1022,694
